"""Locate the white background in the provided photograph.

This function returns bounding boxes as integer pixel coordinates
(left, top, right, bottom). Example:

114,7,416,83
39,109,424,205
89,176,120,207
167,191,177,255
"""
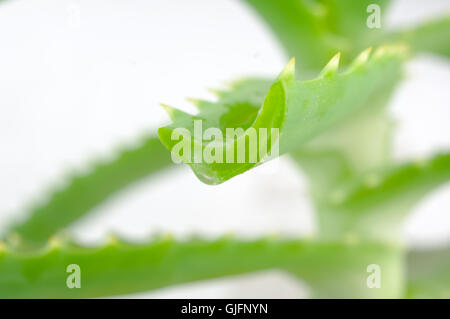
0,0,449,298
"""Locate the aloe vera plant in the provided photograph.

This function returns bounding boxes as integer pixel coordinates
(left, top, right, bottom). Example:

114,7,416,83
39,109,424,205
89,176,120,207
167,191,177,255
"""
1,0,449,298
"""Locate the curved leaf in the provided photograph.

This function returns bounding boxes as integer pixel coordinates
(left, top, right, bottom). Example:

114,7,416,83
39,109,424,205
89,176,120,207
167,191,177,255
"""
158,46,406,185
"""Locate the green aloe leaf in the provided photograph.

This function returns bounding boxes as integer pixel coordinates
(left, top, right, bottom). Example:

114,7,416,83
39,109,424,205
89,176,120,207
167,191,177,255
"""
406,246,450,298
0,236,402,298
386,16,450,58
158,46,406,185
317,0,391,44
5,136,173,248
243,0,450,69
316,153,450,240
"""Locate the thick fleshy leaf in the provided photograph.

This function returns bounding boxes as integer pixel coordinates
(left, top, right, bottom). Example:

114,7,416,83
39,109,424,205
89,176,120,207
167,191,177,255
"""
5,136,173,247
317,153,450,240
243,0,449,69
387,16,450,58
158,46,406,185
242,0,390,70
291,86,396,196
0,236,402,298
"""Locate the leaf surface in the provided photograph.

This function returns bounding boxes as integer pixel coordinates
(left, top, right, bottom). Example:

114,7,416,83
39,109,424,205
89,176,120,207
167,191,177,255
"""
316,153,450,239
0,236,402,298
158,46,406,185
406,246,450,298
6,136,173,247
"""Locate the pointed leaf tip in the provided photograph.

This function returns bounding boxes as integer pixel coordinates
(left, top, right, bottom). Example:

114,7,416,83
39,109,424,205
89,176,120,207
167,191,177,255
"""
278,57,295,82
48,236,61,250
106,233,119,245
318,52,340,78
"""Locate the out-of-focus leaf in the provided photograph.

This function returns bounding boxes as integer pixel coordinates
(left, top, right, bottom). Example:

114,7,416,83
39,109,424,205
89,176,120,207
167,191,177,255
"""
317,153,450,240
242,0,391,70
5,136,173,247
243,0,449,68
291,92,396,196
0,236,402,298
406,246,450,298
387,16,450,58
317,0,391,44
242,0,334,71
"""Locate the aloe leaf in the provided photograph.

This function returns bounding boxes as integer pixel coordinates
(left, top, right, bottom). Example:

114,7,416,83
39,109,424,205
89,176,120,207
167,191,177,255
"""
242,0,392,70
406,246,450,298
243,0,449,68
242,0,335,71
0,236,402,298
317,153,450,239
5,136,173,247
158,46,406,185
317,0,391,43
291,86,397,196
386,16,450,58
